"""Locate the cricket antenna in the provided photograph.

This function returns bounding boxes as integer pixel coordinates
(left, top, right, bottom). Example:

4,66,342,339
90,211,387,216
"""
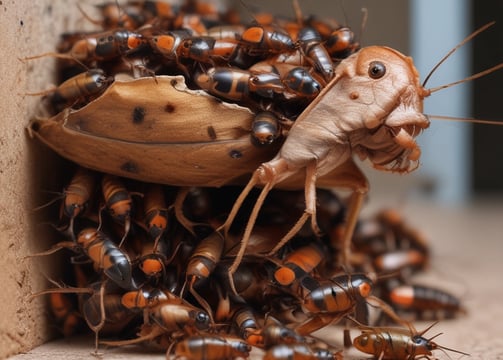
427,114,503,126
428,62,503,94
422,21,496,88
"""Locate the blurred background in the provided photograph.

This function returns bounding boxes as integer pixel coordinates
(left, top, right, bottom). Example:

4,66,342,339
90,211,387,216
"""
230,0,503,205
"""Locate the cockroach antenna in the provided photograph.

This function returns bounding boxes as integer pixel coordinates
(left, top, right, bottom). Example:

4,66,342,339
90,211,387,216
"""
291,0,303,26
238,0,258,24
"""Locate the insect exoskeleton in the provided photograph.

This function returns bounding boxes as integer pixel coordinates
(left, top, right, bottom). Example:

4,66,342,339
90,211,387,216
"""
273,242,324,286
263,343,342,360
251,111,281,145
25,69,113,112
324,27,360,60
239,24,297,56
297,26,335,81
76,227,134,289
173,335,252,360
352,323,469,359
388,284,464,317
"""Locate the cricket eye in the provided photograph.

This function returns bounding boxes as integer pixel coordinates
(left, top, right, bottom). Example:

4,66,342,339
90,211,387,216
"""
368,61,386,79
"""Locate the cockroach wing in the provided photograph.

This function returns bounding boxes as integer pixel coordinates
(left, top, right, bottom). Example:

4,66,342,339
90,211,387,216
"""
28,76,282,187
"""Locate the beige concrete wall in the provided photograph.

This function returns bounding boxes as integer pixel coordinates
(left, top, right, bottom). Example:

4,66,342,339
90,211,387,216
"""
0,1,100,357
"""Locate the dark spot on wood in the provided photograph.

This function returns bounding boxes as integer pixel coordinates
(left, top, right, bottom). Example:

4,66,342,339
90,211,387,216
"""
164,103,175,113
170,79,178,86
132,106,146,124
120,161,139,173
19,20,23,26
229,150,242,159
207,126,217,140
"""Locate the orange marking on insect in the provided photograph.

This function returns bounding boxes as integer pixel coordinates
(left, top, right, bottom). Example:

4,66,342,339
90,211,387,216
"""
241,27,264,44
141,258,164,276
389,285,415,307
274,268,296,286
154,35,177,53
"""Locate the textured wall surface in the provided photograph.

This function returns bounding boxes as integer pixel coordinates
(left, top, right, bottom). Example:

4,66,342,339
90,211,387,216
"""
0,1,99,357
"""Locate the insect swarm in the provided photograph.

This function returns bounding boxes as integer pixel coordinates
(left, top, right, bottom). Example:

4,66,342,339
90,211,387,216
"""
17,1,503,360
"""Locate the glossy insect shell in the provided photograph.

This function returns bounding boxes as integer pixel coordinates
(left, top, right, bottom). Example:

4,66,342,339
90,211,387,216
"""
29,76,282,187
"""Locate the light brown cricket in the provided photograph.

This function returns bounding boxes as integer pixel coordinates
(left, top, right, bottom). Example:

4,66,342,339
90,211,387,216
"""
219,45,430,290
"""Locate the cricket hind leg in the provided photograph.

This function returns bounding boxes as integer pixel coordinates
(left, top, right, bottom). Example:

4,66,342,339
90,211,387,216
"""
218,170,261,239
222,159,291,294
266,161,319,256
317,159,369,270
226,178,273,294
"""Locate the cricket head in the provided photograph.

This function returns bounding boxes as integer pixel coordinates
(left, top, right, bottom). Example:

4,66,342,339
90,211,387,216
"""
334,46,430,173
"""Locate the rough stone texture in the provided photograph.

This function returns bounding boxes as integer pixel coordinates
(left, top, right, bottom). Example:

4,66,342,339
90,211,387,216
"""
0,1,100,357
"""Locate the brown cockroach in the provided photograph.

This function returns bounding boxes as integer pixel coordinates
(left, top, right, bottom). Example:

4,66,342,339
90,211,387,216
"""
352,322,469,360
29,280,133,353
297,26,335,82
230,304,263,346
180,231,225,323
27,226,135,290
101,174,135,247
25,69,113,111
48,291,84,337
133,229,169,281
80,283,136,337
171,334,252,360
91,1,174,31
76,227,135,290
23,29,147,65
101,298,212,347
142,183,170,246
293,273,408,336
388,284,465,319
60,167,98,228
261,316,305,349
324,26,360,60
33,166,98,235
273,242,324,286
263,343,342,360
121,287,177,311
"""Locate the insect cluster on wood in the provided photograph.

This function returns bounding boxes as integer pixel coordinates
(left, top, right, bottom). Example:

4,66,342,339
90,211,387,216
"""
26,1,472,359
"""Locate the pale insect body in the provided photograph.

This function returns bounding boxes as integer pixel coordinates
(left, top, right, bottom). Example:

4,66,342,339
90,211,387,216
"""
221,46,430,291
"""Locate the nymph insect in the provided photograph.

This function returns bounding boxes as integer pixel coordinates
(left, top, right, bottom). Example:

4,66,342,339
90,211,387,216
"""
352,322,469,359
